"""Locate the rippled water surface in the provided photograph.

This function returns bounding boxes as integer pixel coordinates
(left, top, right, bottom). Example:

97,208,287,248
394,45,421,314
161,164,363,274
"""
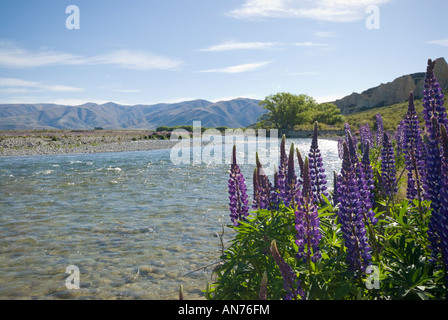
0,138,340,299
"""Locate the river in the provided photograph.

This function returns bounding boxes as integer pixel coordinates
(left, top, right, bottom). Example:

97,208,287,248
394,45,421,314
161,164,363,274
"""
0,138,341,299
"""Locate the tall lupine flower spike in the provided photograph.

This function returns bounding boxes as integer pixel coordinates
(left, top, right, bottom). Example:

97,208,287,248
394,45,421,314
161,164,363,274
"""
253,167,261,210
395,120,406,157
403,91,426,203
252,153,272,210
270,240,305,300
345,123,357,152
295,157,322,266
284,143,299,207
380,132,397,197
357,143,379,259
271,166,280,211
346,128,359,166
376,113,384,147
359,123,373,153
228,144,249,226
426,116,443,262
308,122,328,203
359,143,377,226
336,142,372,273
438,124,448,283
276,135,288,205
422,59,448,132
296,147,304,185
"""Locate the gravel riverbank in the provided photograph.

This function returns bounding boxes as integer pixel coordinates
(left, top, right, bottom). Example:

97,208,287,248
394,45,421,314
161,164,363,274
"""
0,129,340,157
0,130,178,157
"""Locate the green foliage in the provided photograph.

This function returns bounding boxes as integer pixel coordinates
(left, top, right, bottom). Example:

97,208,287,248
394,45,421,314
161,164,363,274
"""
215,126,230,132
344,99,426,133
311,103,346,126
155,125,172,132
207,207,296,300
206,137,447,300
258,93,344,129
206,193,446,300
322,92,448,134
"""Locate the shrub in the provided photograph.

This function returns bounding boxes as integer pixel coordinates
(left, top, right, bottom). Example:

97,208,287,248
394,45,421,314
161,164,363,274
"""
205,59,448,300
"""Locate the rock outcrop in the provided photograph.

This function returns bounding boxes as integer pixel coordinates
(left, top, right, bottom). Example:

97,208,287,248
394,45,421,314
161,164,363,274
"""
333,57,448,115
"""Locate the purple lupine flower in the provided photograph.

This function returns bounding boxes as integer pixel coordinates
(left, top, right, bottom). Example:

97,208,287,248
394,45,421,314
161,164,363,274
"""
308,122,328,203
438,124,448,281
380,132,397,197
422,59,448,133
346,128,359,166
358,143,377,226
284,143,299,207
252,153,272,210
345,123,357,151
270,240,305,300
336,142,372,273
271,167,280,211
426,116,443,262
228,144,249,226
253,167,261,210
376,113,384,147
402,91,426,202
295,157,322,264
359,123,374,153
296,147,304,186
394,119,406,157
276,135,288,205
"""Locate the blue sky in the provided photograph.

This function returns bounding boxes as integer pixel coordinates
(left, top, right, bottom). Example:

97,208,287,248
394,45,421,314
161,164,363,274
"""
0,0,447,106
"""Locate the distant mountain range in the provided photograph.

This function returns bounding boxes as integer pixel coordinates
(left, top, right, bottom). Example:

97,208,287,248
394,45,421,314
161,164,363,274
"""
1,57,447,130
332,57,448,114
0,98,266,130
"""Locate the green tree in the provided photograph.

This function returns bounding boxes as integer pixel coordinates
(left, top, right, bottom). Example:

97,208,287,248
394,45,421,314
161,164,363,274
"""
259,93,318,129
312,103,345,125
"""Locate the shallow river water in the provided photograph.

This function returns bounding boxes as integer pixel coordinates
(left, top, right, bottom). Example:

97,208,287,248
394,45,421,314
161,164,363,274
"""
0,138,341,299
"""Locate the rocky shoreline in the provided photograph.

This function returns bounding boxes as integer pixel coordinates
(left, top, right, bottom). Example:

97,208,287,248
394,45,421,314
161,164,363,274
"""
0,130,178,157
0,129,340,157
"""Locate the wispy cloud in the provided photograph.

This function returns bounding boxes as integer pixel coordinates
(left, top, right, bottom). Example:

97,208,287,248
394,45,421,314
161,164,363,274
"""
0,42,182,70
200,61,271,73
282,71,321,76
426,38,448,47
199,41,278,52
314,30,338,38
89,50,182,70
199,41,326,52
115,89,142,93
228,0,391,22
293,42,327,47
0,78,83,92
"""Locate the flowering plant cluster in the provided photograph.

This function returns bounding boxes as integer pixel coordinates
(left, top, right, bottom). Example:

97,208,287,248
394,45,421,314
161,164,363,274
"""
206,59,448,300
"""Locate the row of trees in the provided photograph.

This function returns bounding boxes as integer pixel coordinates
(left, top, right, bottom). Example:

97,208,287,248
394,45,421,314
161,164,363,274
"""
258,92,345,129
